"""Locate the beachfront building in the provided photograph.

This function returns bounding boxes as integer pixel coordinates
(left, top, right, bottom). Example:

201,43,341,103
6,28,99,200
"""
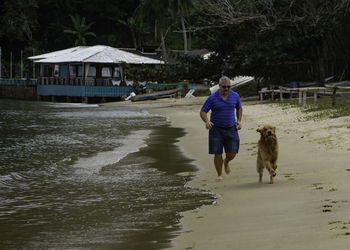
28,45,164,102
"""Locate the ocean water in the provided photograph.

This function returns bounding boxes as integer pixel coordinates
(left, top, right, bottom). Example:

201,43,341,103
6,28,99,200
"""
0,99,215,249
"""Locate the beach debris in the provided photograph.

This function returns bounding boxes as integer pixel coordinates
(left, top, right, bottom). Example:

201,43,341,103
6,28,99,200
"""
125,92,136,101
131,89,181,102
185,89,195,98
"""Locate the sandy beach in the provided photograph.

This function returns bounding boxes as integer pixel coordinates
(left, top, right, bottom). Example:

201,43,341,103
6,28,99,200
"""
121,96,350,250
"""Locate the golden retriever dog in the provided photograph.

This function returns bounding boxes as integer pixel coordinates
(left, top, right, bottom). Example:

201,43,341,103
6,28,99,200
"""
256,125,279,184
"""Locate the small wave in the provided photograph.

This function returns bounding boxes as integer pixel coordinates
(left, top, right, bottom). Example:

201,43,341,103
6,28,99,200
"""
74,130,151,175
0,172,25,187
48,103,99,108
55,110,156,119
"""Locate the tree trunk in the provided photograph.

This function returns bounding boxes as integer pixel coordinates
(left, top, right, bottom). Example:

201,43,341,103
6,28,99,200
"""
311,42,325,87
155,20,158,42
131,30,137,48
316,45,326,87
160,29,167,63
180,15,188,54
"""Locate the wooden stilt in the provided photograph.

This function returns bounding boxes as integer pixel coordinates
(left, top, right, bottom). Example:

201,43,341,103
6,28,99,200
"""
331,87,337,106
313,92,317,106
303,91,307,108
279,87,283,102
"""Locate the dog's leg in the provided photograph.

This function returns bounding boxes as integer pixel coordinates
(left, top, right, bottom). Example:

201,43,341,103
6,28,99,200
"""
257,153,264,183
257,163,263,182
272,161,278,172
258,171,263,183
271,161,278,184
264,161,276,184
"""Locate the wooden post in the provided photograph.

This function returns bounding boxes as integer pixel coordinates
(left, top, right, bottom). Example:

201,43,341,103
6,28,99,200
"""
303,91,307,108
68,63,70,85
10,52,13,79
279,87,283,102
259,91,263,101
298,90,302,106
21,50,23,79
289,90,292,102
82,63,86,86
331,87,337,106
0,46,2,78
32,48,35,78
313,92,318,106
271,89,274,101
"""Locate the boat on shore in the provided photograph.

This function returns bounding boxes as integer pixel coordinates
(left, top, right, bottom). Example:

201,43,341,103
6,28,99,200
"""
131,89,181,102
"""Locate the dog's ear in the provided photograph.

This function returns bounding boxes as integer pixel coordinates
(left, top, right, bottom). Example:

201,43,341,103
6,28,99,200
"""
256,128,261,133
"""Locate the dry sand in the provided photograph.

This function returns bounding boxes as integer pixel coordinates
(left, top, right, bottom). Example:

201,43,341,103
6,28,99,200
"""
117,97,350,250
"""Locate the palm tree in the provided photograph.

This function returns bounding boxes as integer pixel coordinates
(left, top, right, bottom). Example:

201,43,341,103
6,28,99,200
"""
118,17,138,48
64,15,96,46
135,0,172,62
172,0,193,54
118,16,149,49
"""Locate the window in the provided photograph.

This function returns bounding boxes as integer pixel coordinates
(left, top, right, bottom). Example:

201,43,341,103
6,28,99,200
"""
101,67,111,77
113,67,121,80
87,66,96,77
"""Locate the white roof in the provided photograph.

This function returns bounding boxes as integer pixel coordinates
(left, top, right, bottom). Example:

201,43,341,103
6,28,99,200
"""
28,45,164,64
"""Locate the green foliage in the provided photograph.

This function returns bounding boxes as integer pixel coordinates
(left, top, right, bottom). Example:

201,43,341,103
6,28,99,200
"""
64,15,96,46
197,0,350,85
0,0,38,42
2,0,350,85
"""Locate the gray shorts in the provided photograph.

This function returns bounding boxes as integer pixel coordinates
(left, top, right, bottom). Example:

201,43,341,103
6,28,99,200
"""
209,125,240,154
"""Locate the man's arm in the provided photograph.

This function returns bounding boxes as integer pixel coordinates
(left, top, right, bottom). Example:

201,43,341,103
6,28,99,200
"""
200,110,214,129
236,107,242,130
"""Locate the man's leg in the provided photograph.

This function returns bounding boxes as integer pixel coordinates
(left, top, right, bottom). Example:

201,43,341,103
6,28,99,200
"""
224,153,236,174
214,154,224,181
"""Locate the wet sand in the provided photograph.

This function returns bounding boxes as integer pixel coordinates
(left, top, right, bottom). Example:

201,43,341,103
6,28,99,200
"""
118,97,350,250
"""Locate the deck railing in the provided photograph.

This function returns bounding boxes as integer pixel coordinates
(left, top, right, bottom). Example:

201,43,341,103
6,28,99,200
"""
259,86,350,107
39,77,120,86
0,79,37,85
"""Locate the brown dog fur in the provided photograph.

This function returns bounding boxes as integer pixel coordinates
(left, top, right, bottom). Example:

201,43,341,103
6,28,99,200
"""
256,125,279,184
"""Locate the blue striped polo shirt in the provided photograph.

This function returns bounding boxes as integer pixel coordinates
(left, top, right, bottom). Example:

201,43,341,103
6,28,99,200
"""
201,90,241,127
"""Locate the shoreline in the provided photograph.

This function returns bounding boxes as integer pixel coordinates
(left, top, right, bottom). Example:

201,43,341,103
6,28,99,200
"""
113,97,350,250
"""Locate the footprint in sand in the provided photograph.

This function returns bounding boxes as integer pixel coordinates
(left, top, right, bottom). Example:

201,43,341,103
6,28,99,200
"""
282,173,296,181
329,220,350,236
312,183,324,190
326,201,350,236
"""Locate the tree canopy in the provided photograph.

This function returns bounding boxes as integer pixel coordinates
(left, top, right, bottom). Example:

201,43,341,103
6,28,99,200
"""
1,0,350,85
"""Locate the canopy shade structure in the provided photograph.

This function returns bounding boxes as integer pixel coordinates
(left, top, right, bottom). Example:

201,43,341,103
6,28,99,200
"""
28,45,164,64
